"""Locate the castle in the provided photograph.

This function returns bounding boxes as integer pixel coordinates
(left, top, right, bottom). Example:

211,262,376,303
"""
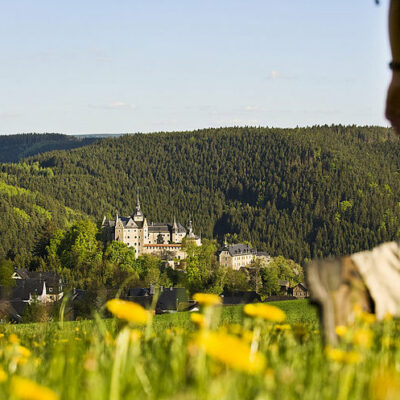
101,193,201,261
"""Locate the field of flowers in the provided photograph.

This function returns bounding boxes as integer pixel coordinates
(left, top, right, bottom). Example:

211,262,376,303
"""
0,298,398,400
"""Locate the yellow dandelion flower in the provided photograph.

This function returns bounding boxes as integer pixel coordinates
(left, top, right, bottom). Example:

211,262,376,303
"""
11,376,59,400
0,333,4,339
192,331,265,374
335,325,348,337
193,293,221,306
129,329,142,342
18,346,31,358
0,367,7,382
190,313,206,328
361,312,376,325
371,368,400,400
106,299,150,324
325,347,361,364
326,347,346,362
275,324,291,332
344,351,361,364
9,334,19,344
353,329,373,349
244,303,286,323
242,329,254,343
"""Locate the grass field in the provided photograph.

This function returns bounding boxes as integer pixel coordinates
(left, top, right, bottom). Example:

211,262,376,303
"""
0,299,398,400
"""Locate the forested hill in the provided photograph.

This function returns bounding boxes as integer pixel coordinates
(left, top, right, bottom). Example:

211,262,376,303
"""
2,125,400,264
0,133,97,162
0,171,84,266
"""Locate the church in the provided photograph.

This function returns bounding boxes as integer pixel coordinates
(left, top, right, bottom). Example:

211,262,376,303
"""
101,193,201,261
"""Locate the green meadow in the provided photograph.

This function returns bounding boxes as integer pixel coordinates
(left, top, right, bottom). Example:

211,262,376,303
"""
0,299,398,400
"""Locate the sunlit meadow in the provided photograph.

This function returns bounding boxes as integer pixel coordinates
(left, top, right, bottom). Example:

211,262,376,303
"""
0,299,398,400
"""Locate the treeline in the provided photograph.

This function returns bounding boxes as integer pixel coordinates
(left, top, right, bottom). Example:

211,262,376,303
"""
2,125,400,265
0,133,97,163
33,219,303,295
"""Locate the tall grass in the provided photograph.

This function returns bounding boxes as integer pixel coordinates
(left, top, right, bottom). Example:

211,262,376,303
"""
0,300,397,400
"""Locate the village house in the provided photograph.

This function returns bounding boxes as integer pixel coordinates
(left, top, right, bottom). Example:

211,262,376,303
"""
216,242,257,270
291,282,309,298
11,269,64,304
102,192,201,263
216,241,271,270
0,269,64,322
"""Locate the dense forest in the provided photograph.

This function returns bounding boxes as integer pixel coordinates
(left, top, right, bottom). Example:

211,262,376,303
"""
1,125,400,267
0,133,97,162
0,170,85,267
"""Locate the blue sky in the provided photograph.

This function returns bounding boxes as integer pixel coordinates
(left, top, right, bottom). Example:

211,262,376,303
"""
0,0,392,134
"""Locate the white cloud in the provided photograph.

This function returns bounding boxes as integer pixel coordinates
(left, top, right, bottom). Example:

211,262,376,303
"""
107,102,136,110
89,102,137,110
244,105,258,111
270,70,280,80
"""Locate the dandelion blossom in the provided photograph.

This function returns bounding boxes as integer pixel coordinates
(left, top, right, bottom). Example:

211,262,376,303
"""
106,299,150,324
325,347,361,364
335,325,348,337
11,376,59,400
193,331,265,374
190,313,206,328
0,367,7,382
244,303,286,323
193,293,221,306
353,329,373,349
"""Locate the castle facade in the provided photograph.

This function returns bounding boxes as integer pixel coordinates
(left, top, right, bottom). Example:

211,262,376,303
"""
102,194,201,261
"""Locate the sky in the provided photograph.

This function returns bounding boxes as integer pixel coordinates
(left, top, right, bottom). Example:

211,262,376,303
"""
0,0,393,135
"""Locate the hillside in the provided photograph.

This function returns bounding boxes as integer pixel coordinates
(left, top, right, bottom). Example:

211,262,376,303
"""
2,125,400,264
0,167,85,266
0,133,97,163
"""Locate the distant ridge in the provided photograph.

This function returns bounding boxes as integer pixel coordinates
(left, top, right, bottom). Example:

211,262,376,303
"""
0,133,97,163
72,133,126,139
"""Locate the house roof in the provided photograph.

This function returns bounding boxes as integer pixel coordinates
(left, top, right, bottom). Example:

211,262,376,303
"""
221,290,260,305
157,288,188,310
294,282,308,291
217,243,257,257
13,268,30,279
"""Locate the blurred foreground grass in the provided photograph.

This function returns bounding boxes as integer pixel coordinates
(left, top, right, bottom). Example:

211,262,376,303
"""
0,299,398,400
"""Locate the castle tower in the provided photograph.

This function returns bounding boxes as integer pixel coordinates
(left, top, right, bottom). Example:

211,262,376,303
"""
133,188,144,223
172,216,178,243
